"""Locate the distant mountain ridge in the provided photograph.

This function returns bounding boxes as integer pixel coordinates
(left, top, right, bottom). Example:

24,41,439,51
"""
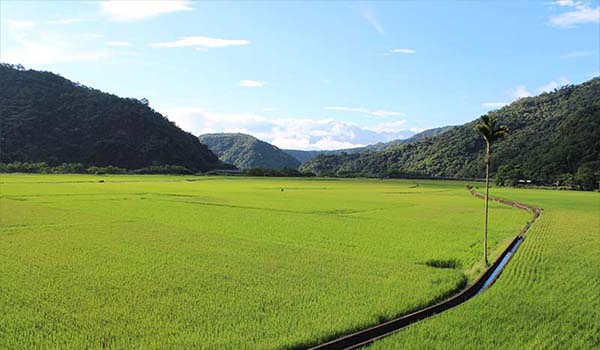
283,125,456,163
301,78,600,182
198,133,301,169
0,64,219,172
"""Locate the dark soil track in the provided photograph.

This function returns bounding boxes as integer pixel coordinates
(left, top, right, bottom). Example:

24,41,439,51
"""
304,190,542,350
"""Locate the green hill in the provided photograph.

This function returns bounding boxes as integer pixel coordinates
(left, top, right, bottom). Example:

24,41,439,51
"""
302,78,600,183
0,64,219,172
198,133,301,169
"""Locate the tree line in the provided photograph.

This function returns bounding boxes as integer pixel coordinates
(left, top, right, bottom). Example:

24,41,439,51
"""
0,162,194,175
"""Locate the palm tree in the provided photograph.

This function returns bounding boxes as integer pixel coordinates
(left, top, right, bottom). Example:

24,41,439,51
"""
474,115,508,266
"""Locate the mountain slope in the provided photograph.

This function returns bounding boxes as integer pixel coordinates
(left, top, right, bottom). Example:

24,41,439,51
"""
198,133,301,169
283,125,456,163
0,64,219,172
283,149,323,164
302,78,600,182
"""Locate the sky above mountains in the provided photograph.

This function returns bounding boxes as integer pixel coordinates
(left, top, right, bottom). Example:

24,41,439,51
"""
1,0,598,150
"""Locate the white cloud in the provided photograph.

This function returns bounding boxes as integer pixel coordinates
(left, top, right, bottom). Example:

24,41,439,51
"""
486,77,571,107
81,33,105,39
1,21,110,65
101,0,193,21
410,127,427,134
391,48,416,54
359,6,385,34
160,108,416,150
481,102,508,108
2,43,110,65
239,80,264,87
46,18,91,25
364,120,407,133
2,44,110,65
509,85,532,99
324,106,403,117
107,41,132,47
370,110,404,117
5,20,35,31
549,2,600,27
150,36,250,48
538,76,571,93
554,0,581,6
561,50,595,58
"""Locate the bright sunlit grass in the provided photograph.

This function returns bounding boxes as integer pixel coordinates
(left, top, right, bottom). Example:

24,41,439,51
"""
367,188,600,350
0,175,530,349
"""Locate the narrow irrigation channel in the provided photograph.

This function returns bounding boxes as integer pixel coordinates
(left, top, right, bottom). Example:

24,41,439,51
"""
305,191,541,350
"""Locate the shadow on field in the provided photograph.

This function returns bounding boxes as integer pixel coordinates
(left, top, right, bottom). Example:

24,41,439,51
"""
423,258,462,269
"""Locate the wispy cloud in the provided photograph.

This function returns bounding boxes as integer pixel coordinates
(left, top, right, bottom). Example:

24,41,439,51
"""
560,50,595,58
538,76,571,93
161,108,416,150
481,102,508,109
359,5,385,35
509,85,532,99
107,41,132,47
364,120,407,133
46,18,91,25
81,33,105,39
1,19,110,66
150,36,250,48
239,80,265,87
391,48,416,54
554,0,580,6
101,0,193,22
549,1,600,27
324,106,403,117
2,40,110,66
5,19,35,31
485,77,571,107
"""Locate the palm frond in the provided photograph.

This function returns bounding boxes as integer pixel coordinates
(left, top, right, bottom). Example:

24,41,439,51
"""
475,115,509,143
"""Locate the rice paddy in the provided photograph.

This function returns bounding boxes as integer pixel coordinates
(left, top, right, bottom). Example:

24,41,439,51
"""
367,188,600,350
0,175,533,349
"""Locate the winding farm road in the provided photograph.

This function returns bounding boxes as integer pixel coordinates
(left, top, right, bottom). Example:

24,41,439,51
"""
304,191,542,350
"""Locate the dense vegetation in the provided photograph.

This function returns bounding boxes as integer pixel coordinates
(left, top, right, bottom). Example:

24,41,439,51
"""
0,64,219,172
302,78,600,188
367,188,600,349
283,126,456,163
0,176,528,349
241,167,315,177
198,133,300,169
0,161,194,175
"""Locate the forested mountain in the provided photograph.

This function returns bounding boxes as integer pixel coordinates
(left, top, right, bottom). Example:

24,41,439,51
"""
283,125,456,163
282,149,324,164
302,78,600,183
198,133,301,169
0,64,219,172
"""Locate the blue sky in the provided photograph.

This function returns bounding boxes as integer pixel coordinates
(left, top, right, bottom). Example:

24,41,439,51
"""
1,0,599,150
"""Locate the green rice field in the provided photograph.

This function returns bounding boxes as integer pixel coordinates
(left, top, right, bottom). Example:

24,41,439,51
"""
1,175,534,349
367,188,600,350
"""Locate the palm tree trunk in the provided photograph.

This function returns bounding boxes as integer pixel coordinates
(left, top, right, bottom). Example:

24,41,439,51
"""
484,143,490,266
